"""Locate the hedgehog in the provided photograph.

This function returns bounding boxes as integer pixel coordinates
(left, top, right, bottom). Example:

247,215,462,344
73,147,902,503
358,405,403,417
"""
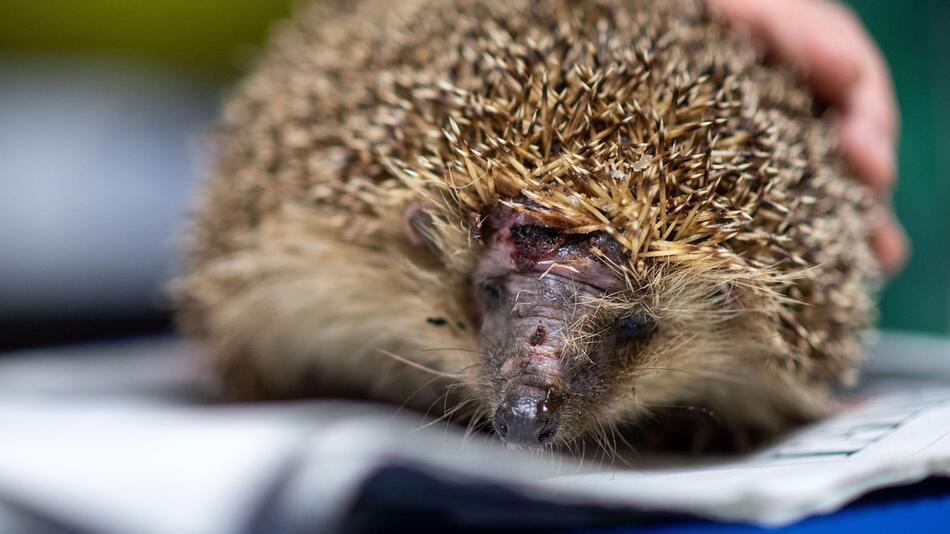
177,0,879,452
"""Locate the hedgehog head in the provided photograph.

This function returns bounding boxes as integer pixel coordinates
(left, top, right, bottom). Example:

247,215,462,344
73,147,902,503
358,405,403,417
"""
407,196,783,448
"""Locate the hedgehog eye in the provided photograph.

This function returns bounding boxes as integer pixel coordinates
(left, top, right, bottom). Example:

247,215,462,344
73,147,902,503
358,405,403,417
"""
478,278,508,310
613,314,656,344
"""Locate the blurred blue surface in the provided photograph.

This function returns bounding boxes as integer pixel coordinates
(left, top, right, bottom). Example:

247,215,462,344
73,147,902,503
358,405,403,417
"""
0,58,213,343
580,479,950,534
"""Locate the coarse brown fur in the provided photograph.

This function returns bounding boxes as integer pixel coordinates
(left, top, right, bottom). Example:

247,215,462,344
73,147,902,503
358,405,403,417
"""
176,0,879,452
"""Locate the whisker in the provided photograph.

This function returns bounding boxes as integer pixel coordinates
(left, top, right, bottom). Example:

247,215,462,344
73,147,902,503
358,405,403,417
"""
412,397,478,432
611,421,639,462
375,348,464,378
606,420,635,470
462,407,489,443
392,373,444,417
636,402,721,423
620,365,707,379
394,362,482,418
420,347,488,356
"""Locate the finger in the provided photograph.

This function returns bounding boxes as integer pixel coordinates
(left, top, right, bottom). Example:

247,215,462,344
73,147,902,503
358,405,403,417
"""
711,0,897,131
817,7,899,190
709,0,861,104
869,211,909,274
711,0,900,191
841,54,900,147
841,113,896,193
838,40,899,191
798,29,863,105
842,16,901,139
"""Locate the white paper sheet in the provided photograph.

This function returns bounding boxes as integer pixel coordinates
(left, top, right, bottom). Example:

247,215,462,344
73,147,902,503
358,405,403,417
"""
0,332,947,533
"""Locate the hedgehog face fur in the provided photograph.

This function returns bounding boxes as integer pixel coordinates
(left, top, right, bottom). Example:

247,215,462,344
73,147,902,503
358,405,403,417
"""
178,0,879,452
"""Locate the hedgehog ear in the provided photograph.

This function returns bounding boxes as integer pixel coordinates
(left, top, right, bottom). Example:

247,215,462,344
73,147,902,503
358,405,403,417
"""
403,203,439,253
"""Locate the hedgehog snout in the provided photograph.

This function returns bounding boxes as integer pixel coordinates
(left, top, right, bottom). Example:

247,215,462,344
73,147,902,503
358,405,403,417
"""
482,312,574,447
493,382,561,448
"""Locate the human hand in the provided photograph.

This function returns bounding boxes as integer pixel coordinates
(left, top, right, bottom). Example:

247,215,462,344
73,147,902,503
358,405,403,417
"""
710,0,908,274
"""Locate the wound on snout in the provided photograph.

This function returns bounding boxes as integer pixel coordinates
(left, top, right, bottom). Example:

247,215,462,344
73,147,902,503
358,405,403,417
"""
528,323,547,346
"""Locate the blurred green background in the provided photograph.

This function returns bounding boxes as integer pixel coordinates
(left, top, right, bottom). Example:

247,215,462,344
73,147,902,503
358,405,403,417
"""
2,0,947,336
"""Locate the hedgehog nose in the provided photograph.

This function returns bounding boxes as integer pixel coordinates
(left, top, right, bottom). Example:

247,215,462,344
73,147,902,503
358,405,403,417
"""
493,386,559,448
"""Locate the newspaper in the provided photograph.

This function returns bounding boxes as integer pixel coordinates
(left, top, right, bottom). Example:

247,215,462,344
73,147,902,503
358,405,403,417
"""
547,381,950,524
0,332,948,533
